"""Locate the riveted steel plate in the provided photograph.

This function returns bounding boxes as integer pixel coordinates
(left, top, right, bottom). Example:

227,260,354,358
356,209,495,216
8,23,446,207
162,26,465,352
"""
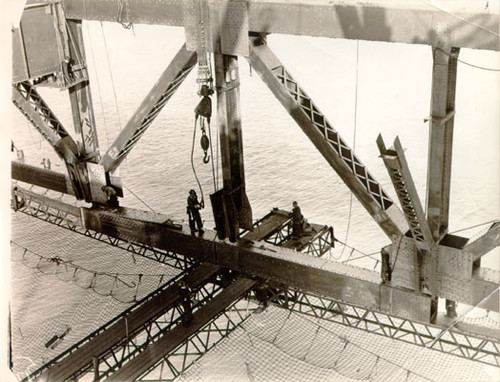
87,162,108,203
213,0,249,56
380,284,431,322
15,6,61,81
436,245,473,279
389,237,418,290
437,274,472,303
183,0,198,52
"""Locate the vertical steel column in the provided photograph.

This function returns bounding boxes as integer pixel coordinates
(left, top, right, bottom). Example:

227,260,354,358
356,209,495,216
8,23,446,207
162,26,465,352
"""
426,45,459,317
426,45,459,241
214,53,253,236
67,21,100,162
55,5,100,161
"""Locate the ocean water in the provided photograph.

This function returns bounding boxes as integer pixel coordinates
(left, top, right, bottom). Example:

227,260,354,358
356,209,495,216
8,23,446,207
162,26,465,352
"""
8,21,500,380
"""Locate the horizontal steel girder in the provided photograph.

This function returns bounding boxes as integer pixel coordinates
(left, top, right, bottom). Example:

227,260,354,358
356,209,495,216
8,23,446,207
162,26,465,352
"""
248,35,408,239
12,184,500,317
100,44,197,173
12,162,74,196
60,0,499,51
33,263,221,382
11,189,500,368
466,221,500,261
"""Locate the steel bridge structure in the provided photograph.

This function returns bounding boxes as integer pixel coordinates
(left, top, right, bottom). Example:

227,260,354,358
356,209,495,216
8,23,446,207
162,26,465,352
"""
8,0,500,381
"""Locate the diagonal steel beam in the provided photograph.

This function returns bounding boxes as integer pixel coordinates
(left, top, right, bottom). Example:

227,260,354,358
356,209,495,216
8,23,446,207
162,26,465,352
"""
100,44,197,173
247,35,408,239
12,81,79,164
34,263,221,382
377,135,433,250
105,276,258,381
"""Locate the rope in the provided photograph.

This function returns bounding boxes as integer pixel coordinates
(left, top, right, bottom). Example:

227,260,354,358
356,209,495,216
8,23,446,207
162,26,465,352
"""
100,21,123,130
449,219,499,234
429,287,500,347
341,40,360,260
206,119,217,192
84,20,110,147
418,0,500,38
123,184,155,213
336,237,379,263
191,118,205,207
436,47,500,72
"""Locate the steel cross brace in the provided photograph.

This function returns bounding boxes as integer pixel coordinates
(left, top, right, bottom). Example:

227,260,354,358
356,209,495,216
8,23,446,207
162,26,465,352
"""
100,44,197,173
104,276,258,381
247,35,408,240
249,288,500,367
135,299,256,381
12,81,96,201
466,221,500,262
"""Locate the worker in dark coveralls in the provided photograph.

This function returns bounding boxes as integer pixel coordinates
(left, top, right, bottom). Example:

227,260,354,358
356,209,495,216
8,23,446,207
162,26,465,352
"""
290,201,304,238
187,189,204,235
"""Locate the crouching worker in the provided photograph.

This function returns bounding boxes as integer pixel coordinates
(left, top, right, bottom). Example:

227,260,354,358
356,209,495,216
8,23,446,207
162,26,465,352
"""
187,189,204,235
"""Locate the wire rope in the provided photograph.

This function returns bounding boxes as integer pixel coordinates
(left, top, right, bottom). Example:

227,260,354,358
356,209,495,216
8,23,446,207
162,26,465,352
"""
191,118,205,207
341,40,360,260
100,21,124,130
123,184,155,213
436,47,500,72
84,21,110,147
418,0,499,38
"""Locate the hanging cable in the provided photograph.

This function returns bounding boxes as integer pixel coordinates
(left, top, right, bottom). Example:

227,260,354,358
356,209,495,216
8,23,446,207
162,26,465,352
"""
123,184,155,213
191,119,205,208
84,20,110,147
436,47,500,72
206,115,217,191
100,21,123,130
418,0,499,38
341,40,360,260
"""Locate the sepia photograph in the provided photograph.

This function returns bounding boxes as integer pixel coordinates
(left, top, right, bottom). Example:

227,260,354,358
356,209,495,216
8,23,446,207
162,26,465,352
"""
1,1,499,381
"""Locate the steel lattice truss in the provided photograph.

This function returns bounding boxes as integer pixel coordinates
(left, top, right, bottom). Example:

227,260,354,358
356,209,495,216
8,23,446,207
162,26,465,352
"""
242,212,334,257
12,81,71,145
271,65,393,211
136,300,256,381
12,187,192,270
80,281,227,381
111,59,196,164
250,288,500,367
11,187,500,372
22,270,189,381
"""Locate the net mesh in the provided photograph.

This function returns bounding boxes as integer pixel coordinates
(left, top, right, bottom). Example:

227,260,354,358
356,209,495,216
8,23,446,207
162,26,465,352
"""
9,211,181,380
177,306,499,382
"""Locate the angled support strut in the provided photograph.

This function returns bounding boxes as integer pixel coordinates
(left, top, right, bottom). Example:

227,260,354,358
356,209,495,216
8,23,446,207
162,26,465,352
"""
247,35,407,239
100,44,197,173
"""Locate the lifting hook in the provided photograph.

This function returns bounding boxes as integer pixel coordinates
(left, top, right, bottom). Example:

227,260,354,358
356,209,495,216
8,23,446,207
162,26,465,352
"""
200,134,210,163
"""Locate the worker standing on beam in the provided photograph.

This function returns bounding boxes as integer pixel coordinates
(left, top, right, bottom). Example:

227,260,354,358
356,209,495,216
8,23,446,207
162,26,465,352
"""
290,201,304,239
187,189,204,235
